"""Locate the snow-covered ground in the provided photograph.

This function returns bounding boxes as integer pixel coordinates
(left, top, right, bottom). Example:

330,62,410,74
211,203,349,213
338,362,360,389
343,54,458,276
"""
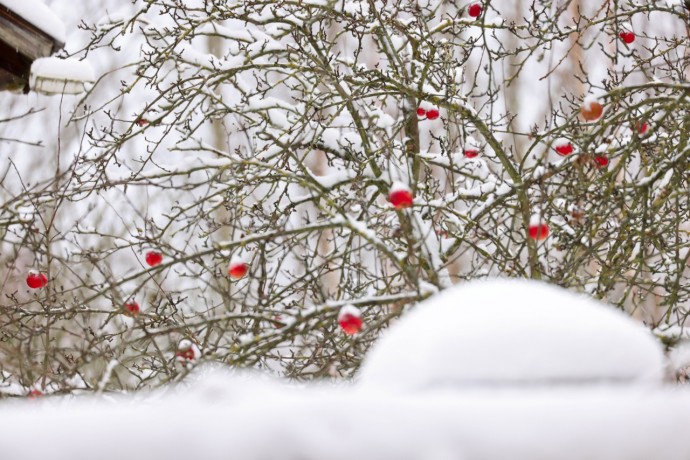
4,377,690,460
2,279,689,460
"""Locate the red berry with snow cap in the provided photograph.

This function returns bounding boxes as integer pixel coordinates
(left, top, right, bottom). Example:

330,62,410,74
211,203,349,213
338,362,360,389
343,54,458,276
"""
228,257,248,280
554,139,574,156
388,182,414,209
463,139,481,158
145,250,163,267
468,3,482,18
123,301,140,317
581,96,603,122
338,305,363,335
619,31,635,44
26,271,48,289
176,339,199,362
528,214,549,241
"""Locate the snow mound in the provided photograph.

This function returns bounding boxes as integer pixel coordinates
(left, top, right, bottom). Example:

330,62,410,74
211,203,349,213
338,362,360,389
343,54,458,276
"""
357,279,665,391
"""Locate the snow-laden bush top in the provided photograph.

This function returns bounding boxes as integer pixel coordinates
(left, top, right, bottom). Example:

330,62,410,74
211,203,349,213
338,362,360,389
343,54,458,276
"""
358,279,665,390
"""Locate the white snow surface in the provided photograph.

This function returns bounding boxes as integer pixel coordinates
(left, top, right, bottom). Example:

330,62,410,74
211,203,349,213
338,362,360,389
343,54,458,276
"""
30,57,95,94
390,180,411,193
357,279,666,390
554,137,571,148
0,0,66,42
2,365,690,460
338,304,362,321
529,212,546,226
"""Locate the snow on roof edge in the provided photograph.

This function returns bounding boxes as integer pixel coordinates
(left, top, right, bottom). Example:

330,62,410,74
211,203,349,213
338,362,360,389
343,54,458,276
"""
0,0,66,44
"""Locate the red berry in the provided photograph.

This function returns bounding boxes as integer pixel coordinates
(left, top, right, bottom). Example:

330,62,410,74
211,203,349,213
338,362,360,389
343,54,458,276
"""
528,223,549,240
594,155,609,168
28,389,43,399
123,301,140,317
416,107,426,117
635,121,648,135
228,259,248,279
426,108,440,120
135,118,149,127
468,3,482,18
464,148,480,158
554,141,574,156
177,348,195,361
338,306,363,335
581,97,603,122
145,250,163,267
619,31,635,44
388,183,414,209
176,339,198,362
528,214,549,241
463,140,480,158
26,271,48,289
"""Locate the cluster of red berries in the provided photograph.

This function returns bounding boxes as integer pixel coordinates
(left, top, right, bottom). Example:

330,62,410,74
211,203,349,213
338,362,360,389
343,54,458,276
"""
553,139,609,169
417,107,440,120
556,98,650,170
138,251,250,316
120,250,165,317
27,248,250,319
